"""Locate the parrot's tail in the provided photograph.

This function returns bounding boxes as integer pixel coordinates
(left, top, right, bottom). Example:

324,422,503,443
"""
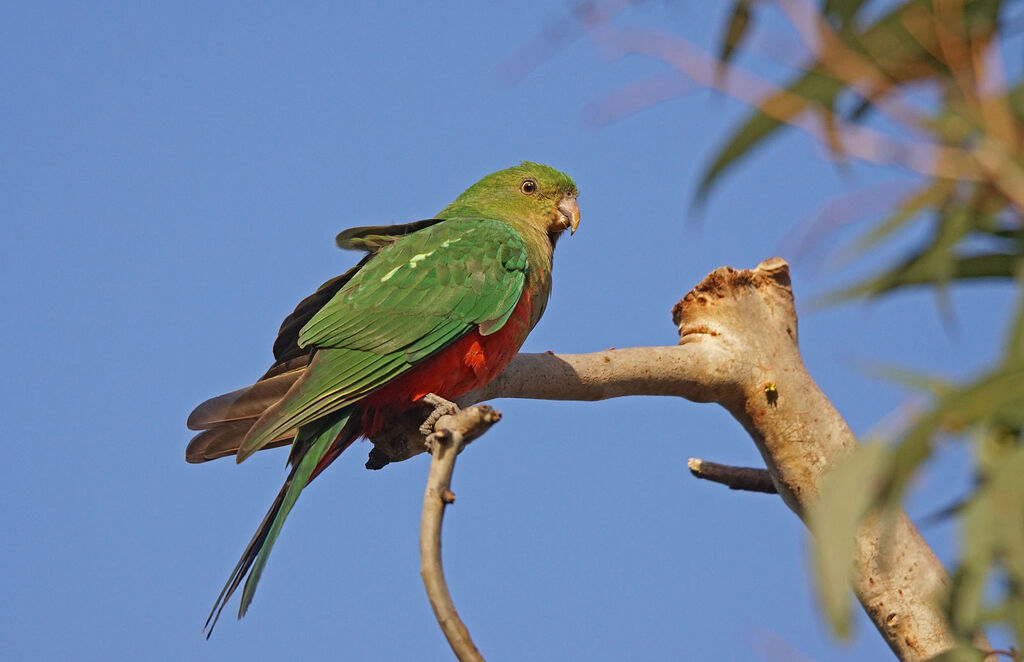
186,361,307,463
203,408,358,637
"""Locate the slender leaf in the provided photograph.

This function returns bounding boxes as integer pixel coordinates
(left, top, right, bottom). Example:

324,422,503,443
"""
823,0,867,26
809,442,887,638
698,69,844,201
932,644,991,662
883,366,1024,507
844,182,952,259
700,0,1004,201
1006,264,1024,365
718,0,752,68
861,361,954,396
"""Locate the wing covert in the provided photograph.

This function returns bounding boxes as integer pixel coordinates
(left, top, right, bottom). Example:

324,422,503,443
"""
299,218,528,353
237,218,529,457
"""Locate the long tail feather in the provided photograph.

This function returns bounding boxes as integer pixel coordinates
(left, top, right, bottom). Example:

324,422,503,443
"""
186,360,310,464
186,423,295,464
187,368,305,431
204,484,286,637
203,408,357,637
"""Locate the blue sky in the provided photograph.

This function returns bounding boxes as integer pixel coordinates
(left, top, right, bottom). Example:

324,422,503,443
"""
3,2,1017,660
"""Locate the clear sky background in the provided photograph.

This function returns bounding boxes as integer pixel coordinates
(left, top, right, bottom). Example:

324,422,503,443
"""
3,2,1019,661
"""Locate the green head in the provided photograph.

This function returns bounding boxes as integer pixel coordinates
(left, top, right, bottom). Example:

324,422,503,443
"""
440,162,580,236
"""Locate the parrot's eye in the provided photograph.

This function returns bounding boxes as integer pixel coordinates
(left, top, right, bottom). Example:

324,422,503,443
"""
520,179,538,195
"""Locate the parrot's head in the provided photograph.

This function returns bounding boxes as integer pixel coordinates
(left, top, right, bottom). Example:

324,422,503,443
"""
441,162,580,239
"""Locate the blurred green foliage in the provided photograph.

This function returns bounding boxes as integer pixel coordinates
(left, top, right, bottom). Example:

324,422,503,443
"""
707,0,1024,657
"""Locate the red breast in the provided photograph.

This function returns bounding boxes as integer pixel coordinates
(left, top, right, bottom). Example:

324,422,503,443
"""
358,292,534,437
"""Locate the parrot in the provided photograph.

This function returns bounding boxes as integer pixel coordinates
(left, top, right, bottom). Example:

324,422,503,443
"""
186,162,579,635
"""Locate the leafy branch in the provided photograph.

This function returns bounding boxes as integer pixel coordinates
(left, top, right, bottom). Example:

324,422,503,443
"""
590,0,1024,655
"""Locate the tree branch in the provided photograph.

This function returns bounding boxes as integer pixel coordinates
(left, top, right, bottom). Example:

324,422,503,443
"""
469,258,971,661
368,257,978,661
687,458,778,494
419,404,501,662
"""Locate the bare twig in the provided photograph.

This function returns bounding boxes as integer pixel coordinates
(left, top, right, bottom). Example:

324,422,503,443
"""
687,458,778,494
419,403,501,662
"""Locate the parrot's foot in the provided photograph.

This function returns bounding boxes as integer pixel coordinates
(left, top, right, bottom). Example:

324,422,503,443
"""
419,393,460,437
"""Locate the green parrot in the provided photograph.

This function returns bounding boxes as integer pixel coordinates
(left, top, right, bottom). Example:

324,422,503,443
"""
186,162,579,634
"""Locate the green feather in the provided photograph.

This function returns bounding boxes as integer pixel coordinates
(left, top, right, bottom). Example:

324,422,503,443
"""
236,219,530,460
204,409,354,636
300,219,527,350
194,162,580,632
239,412,350,615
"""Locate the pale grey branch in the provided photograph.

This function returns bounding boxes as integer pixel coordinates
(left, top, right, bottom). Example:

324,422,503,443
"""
372,257,974,661
687,458,778,494
419,403,500,662
467,258,967,661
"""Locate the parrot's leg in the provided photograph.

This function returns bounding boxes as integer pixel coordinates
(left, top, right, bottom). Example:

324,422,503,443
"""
419,393,461,437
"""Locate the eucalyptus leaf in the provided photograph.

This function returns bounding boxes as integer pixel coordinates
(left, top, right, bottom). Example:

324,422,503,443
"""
822,0,867,26
808,442,887,638
883,366,1024,507
718,0,751,69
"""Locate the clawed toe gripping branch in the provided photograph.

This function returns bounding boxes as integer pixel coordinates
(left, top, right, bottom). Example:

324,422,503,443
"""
399,259,976,662
420,393,463,439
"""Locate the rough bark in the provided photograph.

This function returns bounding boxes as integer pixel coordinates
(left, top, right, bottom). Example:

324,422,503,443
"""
373,257,969,660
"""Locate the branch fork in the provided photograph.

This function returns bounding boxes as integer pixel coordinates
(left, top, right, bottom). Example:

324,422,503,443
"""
383,258,970,661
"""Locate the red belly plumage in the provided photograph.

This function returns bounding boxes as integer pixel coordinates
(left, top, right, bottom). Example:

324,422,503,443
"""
357,291,533,438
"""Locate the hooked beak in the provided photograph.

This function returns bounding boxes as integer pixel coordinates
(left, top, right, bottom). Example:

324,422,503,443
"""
557,195,580,235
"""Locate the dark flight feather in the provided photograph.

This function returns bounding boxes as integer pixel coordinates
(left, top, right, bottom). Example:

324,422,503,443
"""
334,218,444,252
186,423,294,463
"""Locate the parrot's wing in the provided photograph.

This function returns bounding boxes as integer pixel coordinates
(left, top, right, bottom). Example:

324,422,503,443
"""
335,218,445,252
271,257,371,365
235,218,528,461
272,220,445,364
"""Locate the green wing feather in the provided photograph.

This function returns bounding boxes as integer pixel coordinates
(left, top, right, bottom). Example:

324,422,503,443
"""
204,409,355,636
236,218,529,461
273,219,445,363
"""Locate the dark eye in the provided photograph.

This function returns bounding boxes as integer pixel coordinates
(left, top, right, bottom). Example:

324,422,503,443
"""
520,179,537,195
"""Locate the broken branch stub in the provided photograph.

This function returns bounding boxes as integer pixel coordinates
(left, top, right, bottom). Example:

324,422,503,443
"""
671,257,851,511
673,258,964,661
